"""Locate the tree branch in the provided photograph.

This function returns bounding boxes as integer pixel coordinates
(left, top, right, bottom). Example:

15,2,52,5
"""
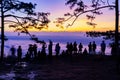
4,14,41,22
13,15,34,37
65,5,115,27
3,8,13,13
4,20,20,24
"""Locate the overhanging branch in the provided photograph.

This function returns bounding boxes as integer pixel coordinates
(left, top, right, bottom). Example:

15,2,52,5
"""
4,20,20,24
65,5,115,27
4,14,42,22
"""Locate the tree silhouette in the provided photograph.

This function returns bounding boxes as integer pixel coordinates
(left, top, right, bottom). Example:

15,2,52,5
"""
62,0,119,55
0,0,50,61
86,30,120,42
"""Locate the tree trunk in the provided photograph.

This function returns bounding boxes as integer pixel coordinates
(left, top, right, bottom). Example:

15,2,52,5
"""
0,0,4,62
115,0,119,55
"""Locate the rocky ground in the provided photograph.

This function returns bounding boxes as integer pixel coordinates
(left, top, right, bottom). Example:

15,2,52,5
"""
0,55,120,80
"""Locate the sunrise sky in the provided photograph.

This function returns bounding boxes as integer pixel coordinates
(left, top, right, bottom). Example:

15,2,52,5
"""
5,0,120,32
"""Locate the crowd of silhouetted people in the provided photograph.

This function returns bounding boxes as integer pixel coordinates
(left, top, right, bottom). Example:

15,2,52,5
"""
9,40,118,62
6,40,120,74
62,41,107,56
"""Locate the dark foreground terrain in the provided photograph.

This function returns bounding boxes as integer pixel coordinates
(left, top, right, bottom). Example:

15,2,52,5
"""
0,55,120,80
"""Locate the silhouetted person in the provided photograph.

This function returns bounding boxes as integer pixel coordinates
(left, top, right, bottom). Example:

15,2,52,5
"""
41,43,47,57
25,51,30,61
17,46,22,62
78,43,83,54
38,50,46,61
66,42,70,54
111,43,116,56
61,50,66,56
111,43,120,73
69,43,73,55
28,44,33,58
10,45,16,56
8,46,16,64
101,41,106,55
73,41,77,54
92,41,97,54
48,40,53,58
88,42,92,54
33,44,37,58
55,43,61,57
37,50,42,61
83,48,88,55
41,43,46,54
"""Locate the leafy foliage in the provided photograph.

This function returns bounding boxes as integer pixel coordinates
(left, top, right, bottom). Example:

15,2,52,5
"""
55,0,115,28
86,30,116,40
54,18,65,28
0,0,51,47
1,0,50,41
2,0,36,15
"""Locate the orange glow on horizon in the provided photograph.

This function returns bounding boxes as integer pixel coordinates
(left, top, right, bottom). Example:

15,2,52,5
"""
5,19,115,32
4,6,117,32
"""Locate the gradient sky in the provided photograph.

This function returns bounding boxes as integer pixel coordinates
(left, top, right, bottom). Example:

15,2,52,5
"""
5,0,120,32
